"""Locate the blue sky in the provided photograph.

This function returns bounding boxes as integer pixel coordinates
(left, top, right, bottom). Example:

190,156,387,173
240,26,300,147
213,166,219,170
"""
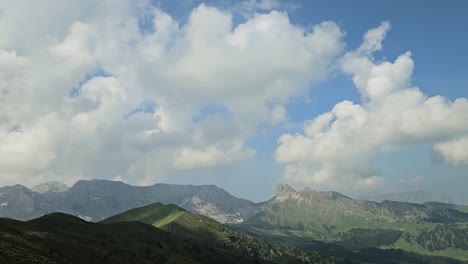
0,0,467,203
163,0,468,202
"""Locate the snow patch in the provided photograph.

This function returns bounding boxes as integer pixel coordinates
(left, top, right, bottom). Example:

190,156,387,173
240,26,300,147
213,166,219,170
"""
1,202,8,207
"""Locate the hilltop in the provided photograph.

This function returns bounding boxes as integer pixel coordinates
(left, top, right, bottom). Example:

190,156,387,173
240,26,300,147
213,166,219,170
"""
102,202,335,263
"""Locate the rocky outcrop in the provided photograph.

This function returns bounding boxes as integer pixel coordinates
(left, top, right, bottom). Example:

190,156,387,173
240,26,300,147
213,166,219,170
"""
31,181,69,193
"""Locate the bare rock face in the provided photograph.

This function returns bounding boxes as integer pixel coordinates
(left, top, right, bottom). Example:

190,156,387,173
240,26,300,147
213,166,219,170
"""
0,180,259,224
275,184,296,197
0,184,49,220
31,181,69,193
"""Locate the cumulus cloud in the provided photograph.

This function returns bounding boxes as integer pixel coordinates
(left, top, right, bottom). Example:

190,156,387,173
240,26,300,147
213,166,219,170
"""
0,1,343,186
275,22,468,191
434,136,468,165
173,144,255,170
356,176,384,189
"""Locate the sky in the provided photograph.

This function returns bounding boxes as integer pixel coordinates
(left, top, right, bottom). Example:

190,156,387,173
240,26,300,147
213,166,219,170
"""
0,0,467,203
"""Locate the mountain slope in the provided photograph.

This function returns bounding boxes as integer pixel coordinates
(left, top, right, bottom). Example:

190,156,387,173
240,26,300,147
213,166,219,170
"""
0,180,258,223
0,184,51,220
0,212,276,264
102,202,335,264
234,185,468,263
424,202,468,214
102,203,185,228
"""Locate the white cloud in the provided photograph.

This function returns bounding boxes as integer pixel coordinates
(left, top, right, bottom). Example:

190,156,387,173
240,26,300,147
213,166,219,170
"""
0,1,343,186
271,105,287,124
356,176,384,189
357,21,391,55
275,22,468,191
173,144,255,170
113,175,127,183
434,136,468,165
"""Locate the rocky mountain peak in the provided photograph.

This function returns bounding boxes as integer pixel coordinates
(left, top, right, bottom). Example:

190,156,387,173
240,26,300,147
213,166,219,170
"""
301,187,315,193
275,184,296,197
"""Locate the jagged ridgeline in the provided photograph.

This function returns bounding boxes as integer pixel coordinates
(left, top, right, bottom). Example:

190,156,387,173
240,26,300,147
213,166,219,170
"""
0,180,258,223
231,184,468,263
2,180,468,263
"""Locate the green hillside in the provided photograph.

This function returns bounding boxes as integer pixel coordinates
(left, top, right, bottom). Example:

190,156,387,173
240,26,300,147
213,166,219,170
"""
103,203,234,245
0,213,282,264
102,202,336,263
424,202,468,214
101,203,185,227
232,185,468,263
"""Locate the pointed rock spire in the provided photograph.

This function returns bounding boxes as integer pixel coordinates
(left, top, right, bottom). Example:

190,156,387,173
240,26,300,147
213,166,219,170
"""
275,184,296,197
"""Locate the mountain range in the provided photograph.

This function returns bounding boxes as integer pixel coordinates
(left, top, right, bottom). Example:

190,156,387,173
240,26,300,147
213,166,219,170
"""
233,184,468,262
2,180,468,263
2,201,463,264
357,190,456,204
0,179,257,223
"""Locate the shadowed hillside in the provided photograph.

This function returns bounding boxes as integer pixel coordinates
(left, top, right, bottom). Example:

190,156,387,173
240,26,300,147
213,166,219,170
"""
0,213,272,264
0,203,336,264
